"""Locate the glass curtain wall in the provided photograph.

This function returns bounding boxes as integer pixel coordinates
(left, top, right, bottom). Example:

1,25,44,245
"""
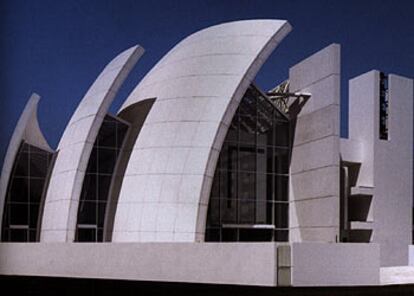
205,86,290,242
1,142,54,242
75,115,128,242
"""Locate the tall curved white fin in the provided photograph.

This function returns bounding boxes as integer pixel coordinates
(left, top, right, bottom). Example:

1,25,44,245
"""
40,45,144,242
0,94,52,231
113,20,291,242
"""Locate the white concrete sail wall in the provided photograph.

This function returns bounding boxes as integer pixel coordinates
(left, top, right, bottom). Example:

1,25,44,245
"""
40,46,144,242
288,44,341,242
0,94,52,231
113,20,292,242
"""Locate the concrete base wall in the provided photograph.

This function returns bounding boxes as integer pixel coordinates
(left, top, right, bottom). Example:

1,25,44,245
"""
0,243,278,286
381,266,414,285
409,245,414,266
0,242,380,287
291,242,380,286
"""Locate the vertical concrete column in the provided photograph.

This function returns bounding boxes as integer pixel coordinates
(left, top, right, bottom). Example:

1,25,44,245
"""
277,244,291,286
289,44,341,242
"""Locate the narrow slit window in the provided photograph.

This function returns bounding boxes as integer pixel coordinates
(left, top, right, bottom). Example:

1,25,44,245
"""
75,115,129,242
1,142,54,242
379,72,389,140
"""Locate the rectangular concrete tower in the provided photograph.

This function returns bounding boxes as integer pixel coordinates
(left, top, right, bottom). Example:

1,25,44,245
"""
348,71,413,266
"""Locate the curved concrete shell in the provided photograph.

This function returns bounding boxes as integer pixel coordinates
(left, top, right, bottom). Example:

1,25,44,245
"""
113,20,292,242
40,45,144,242
0,94,52,231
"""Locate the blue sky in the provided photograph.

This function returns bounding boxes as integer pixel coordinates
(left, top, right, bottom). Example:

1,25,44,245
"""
1,0,413,162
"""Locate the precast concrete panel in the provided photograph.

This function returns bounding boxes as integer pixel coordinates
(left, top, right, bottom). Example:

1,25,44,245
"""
113,20,292,242
40,46,144,242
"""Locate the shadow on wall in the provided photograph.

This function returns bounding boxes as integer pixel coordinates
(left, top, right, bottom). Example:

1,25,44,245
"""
104,98,156,242
287,95,310,164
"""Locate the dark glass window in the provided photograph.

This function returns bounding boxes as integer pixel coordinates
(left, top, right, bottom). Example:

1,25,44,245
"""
206,85,290,242
379,72,389,140
75,115,128,242
1,142,54,242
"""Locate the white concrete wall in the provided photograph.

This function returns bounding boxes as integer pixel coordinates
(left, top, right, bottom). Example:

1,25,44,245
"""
348,71,413,266
0,242,278,286
40,46,144,242
113,20,292,242
289,44,341,242
0,94,52,232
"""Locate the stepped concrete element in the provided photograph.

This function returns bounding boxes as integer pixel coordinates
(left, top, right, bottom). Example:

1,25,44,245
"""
340,138,362,164
40,45,144,242
350,221,373,230
113,20,292,242
0,94,53,231
350,186,374,196
288,44,341,242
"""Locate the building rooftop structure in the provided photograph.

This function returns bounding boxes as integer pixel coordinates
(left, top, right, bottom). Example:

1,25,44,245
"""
0,19,413,291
